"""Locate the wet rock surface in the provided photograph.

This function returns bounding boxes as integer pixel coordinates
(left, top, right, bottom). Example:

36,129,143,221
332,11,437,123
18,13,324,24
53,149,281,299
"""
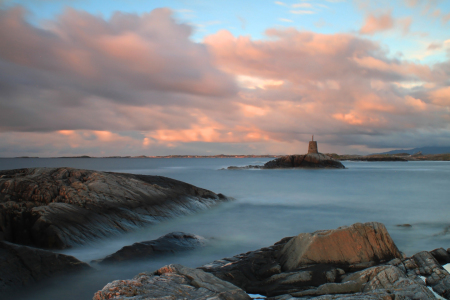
95,232,207,264
0,241,92,293
0,167,228,249
92,264,251,300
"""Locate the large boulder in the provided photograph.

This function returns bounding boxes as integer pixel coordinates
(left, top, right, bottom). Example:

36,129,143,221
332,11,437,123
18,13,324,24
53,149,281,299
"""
278,222,402,271
200,223,403,297
95,232,207,264
92,264,251,300
0,167,228,249
264,154,345,169
0,241,92,293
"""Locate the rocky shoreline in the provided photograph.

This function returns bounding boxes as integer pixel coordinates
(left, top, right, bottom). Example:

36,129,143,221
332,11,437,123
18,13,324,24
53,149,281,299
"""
0,167,229,249
92,222,450,300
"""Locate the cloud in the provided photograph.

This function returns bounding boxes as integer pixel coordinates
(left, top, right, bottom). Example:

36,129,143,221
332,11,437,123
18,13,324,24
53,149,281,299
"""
0,6,237,133
1,6,450,155
275,1,287,6
203,28,450,149
292,3,313,8
427,42,442,50
443,12,450,24
359,12,395,35
405,0,420,7
279,18,294,22
290,10,315,14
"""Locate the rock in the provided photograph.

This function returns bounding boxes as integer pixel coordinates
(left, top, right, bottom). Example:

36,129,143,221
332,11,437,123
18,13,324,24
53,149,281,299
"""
431,248,450,264
92,264,251,300
200,223,403,297
264,154,345,169
0,167,228,249
278,222,402,271
95,232,207,264
272,265,436,299
389,250,450,299
0,241,92,293
397,224,413,227
226,165,263,170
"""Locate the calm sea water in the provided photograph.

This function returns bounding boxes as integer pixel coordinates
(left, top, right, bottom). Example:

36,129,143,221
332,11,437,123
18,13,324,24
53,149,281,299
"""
1,158,450,300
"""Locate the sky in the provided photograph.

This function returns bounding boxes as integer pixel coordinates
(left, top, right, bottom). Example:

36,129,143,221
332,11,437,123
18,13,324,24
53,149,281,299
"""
0,0,449,157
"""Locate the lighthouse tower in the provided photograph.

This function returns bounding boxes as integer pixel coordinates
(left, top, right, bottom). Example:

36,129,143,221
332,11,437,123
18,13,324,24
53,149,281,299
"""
308,135,318,154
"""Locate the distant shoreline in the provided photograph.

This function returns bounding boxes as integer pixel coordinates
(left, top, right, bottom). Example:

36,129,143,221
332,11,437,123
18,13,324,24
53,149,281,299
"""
2,153,450,161
2,155,284,159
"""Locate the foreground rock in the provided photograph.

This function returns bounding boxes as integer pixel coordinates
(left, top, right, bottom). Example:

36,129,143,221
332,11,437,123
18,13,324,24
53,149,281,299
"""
0,167,228,249
95,232,206,264
0,241,92,293
200,222,402,297
279,222,402,271
92,264,251,300
94,222,450,299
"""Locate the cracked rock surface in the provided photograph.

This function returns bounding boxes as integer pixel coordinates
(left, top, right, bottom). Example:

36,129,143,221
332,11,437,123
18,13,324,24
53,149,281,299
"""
92,264,251,300
0,167,228,249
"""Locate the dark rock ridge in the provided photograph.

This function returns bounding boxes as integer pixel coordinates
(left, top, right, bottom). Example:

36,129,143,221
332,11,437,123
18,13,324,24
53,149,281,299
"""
93,264,251,300
227,154,345,170
95,232,207,264
93,222,450,299
0,241,92,293
0,167,228,249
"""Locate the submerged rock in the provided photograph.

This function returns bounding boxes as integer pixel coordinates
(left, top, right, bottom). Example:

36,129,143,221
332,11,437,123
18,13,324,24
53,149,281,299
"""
95,232,207,264
0,167,229,249
0,241,92,293
92,264,251,300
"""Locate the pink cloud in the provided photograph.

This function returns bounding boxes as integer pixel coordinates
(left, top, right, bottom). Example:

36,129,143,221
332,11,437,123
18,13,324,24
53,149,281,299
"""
1,6,450,155
360,12,395,35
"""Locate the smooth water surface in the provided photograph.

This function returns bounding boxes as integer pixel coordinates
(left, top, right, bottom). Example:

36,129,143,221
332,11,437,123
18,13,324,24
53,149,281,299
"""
1,158,450,300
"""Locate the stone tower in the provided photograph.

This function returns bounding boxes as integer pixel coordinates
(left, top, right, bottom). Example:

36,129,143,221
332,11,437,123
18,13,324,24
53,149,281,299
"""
308,135,318,154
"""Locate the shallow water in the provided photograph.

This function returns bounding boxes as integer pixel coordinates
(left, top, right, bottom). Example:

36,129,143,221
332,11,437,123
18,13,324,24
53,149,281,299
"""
1,158,450,300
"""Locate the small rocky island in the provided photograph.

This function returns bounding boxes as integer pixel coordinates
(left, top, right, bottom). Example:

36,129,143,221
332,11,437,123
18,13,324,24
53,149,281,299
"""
228,137,345,169
0,167,229,249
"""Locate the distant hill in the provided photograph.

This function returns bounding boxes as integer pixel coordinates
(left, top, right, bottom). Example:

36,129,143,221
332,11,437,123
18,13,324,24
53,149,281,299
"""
378,146,450,155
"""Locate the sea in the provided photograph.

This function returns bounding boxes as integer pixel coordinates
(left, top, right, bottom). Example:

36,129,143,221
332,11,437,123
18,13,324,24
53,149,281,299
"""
1,157,450,300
